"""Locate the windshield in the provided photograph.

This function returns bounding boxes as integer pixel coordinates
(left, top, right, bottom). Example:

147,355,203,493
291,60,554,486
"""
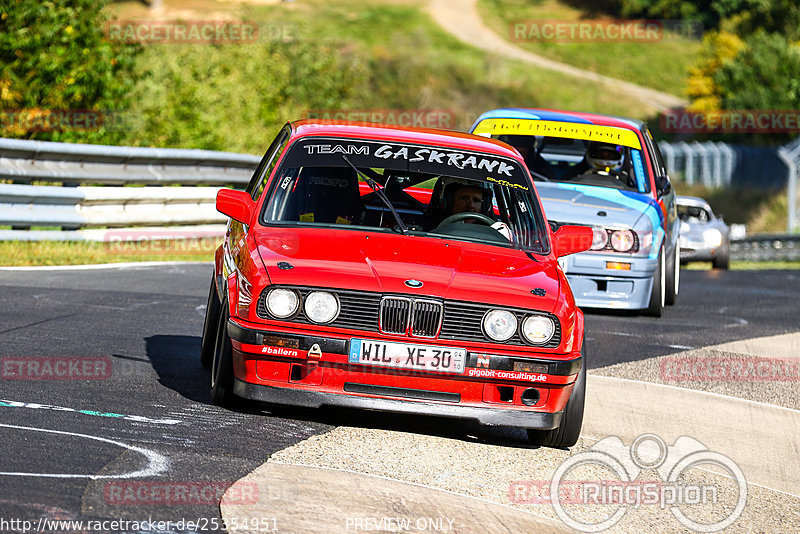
261,137,550,253
678,203,712,223
489,135,651,194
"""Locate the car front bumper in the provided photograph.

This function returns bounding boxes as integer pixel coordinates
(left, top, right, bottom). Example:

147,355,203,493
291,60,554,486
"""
226,319,582,430
559,252,657,310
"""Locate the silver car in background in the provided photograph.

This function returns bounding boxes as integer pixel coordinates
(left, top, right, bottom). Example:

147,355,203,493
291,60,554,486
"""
677,196,731,269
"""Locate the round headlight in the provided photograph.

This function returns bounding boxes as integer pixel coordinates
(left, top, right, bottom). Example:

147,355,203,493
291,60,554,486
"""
703,228,723,248
591,226,608,250
522,315,556,344
304,291,339,323
482,309,518,341
610,229,635,252
266,288,299,318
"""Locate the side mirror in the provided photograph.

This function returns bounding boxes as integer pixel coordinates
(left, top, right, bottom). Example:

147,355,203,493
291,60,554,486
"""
658,175,672,197
216,189,255,225
552,225,593,258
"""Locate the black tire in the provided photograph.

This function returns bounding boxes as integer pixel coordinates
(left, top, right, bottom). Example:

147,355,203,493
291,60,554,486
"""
713,245,730,270
528,341,586,448
644,246,665,317
665,241,680,306
200,278,221,369
210,305,237,407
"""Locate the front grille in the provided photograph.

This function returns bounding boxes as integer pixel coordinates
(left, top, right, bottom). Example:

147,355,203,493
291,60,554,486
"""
411,299,443,337
379,297,411,334
379,297,443,337
257,286,559,348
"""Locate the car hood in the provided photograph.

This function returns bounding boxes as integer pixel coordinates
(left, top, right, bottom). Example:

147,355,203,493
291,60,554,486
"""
537,182,660,230
252,227,561,313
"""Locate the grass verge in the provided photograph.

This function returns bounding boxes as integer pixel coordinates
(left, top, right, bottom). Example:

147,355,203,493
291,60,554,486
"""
477,0,700,98
0,240,217,266
683,261,800,270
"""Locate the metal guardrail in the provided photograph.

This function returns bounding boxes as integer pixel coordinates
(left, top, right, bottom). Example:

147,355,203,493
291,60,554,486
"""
0,137,259,185
0,137,260,240
731,234,800,262
778,136,800,233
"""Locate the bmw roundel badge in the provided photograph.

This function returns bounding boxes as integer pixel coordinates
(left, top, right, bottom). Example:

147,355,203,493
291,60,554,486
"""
404,279,423,288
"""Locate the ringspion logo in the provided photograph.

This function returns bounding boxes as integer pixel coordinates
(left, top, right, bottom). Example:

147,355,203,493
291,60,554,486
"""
511,433,747,532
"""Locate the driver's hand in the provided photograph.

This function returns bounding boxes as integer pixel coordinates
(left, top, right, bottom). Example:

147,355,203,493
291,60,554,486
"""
491,221,513,242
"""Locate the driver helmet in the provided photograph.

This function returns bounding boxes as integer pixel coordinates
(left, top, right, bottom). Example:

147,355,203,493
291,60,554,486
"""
587,142,624,171
438,177,494,216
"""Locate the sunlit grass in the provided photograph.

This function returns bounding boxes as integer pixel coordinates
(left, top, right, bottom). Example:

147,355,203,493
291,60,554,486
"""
0,240,217,266
477,0,700,98
682,261,800,270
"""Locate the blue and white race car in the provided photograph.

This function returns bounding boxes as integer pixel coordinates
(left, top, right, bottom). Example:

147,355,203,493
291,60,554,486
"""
470,108,680,316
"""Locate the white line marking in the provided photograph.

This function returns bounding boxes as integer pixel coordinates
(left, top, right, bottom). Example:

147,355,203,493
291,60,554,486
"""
667,344,694,350
0,261,211,271
723,316,749,328
0,399,183,425
0,423,169,479
588,374,800,414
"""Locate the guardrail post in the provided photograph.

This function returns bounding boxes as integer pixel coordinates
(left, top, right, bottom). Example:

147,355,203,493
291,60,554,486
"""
780,147,798,234
676,141,694,185
692,142,711,187
718,142,735,187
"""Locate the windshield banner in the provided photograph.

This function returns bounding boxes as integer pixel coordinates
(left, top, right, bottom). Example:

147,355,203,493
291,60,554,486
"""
472,118,642,150
280,138,529,189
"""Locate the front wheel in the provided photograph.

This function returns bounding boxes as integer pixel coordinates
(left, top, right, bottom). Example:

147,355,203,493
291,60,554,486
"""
644,246,665,317
528,340,586,448
200,277,221,369
665,242,680,306
713,245,730,270
210,305,237,407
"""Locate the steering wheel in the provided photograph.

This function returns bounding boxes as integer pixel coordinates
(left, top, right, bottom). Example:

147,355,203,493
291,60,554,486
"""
439,212,496,226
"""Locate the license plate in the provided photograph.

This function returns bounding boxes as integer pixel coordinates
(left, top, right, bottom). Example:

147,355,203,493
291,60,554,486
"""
348,339,466,374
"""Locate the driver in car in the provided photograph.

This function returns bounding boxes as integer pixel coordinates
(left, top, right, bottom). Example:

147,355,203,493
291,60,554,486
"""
450,183,486,217
427,178,513,241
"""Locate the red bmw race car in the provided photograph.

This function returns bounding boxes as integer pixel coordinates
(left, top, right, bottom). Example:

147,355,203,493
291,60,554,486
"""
201,120,592,447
